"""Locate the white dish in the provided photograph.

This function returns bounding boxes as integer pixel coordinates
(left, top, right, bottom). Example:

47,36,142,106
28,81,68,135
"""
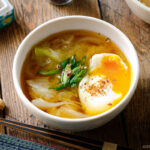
13,16,139,131
125,0,150,24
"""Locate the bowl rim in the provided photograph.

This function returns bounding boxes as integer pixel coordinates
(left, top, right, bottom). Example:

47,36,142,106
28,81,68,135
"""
13,15,140,123
132,0,150,11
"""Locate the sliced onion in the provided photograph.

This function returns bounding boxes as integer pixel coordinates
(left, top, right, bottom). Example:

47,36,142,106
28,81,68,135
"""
76,37,102,45
32,98,70,109
57,92,81,108
63,35,74,44
27,78,57,100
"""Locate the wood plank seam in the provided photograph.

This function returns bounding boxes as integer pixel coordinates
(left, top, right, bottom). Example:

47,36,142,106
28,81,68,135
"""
97,0,103,20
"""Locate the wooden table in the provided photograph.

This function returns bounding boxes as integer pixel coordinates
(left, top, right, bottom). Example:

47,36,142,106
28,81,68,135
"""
0,0,150,149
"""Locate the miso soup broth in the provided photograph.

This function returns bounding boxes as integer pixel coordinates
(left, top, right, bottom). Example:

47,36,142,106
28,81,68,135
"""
21,30,131,119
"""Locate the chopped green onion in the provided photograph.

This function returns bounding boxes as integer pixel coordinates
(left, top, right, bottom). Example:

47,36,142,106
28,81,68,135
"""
72,66,81,76
70,69,87,84
72,60,81,68
35,47,60,62
49,84,66,91
61,64,72,86
81,56,86,65
71,55,76,66
61,58,70,68
70,77,82,85
35,47,51,58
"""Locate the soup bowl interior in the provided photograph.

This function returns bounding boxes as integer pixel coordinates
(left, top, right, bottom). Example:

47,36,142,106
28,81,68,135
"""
13,16,139,131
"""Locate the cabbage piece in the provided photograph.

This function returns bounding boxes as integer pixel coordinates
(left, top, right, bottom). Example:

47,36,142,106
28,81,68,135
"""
32,98,70,109
26,77,57,101
57,91,81,107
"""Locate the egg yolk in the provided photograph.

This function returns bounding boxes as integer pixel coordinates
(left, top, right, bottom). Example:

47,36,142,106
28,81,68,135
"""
91,55,131,105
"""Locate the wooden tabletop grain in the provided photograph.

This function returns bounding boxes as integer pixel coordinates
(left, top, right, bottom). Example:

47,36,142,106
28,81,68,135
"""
0,0,150,149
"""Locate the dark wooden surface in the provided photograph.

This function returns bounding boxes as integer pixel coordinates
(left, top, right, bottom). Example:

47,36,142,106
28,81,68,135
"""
0,0,150,149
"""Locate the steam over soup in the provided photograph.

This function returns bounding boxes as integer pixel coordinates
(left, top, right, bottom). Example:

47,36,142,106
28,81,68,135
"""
21,30,132,119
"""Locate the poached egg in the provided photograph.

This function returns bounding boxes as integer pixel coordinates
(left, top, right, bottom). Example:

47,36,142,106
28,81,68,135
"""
79,53,130,115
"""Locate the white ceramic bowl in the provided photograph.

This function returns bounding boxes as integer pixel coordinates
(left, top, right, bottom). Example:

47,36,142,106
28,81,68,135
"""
125,0,150,24
13,16,139,131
